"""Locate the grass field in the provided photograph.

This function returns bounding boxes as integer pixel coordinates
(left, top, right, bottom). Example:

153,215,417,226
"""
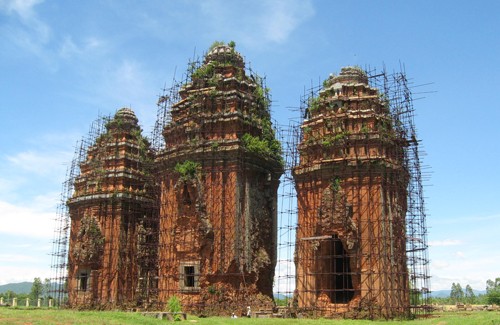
0,308,498,325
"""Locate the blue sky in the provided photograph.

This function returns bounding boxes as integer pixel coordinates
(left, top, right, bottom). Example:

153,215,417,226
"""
0,0,499,292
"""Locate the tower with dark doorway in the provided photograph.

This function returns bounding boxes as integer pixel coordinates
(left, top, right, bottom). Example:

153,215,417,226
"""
293,67,410,318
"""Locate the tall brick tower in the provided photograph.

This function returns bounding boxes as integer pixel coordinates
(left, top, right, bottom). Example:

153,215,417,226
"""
293,67,409,318
157,44,283,313
67,108,155,308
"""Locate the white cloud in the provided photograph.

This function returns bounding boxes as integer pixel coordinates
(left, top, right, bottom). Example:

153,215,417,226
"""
431,213,500,225
0,0,42,20
259,0,315,43
428,211,500,290
6,150,71,177
0,265,52,285
431,275,460,291
59,36,80,59
0,254,39,263
0,200,56,239
95,59,157,130
431,260,450,270
0,0,51,55
430,251,500,291
429,239,461,247
432,274,490,292
273,260,295,294
30,132,81,150
59,35,107,60
0,176,23,197
198,0,314,47
0,209,55,285
117,60,144,86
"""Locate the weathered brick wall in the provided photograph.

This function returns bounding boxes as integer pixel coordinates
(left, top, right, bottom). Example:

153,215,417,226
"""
294,67,409,318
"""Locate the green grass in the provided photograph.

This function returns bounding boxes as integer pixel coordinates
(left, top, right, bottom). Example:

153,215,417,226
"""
0,308,498,325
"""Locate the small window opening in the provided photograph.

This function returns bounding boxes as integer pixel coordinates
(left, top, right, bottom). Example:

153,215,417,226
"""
179,261,200,292
184,266,195,287
78,270,89,292
182,184,192,205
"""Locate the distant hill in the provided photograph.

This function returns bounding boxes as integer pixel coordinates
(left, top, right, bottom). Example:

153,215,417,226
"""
431,290,451,298
430,289,486,298
274,293,291,300
0,282,33,294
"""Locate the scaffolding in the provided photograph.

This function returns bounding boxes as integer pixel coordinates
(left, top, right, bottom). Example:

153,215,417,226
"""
50,114,110,305
151,44,283,315
50,44,429,319
273,66,430,319
368,66,431,315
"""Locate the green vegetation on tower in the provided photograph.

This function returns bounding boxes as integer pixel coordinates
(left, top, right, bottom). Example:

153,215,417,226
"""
174,160,200,180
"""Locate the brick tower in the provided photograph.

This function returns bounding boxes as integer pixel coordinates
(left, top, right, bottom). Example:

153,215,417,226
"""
293,67,409,318
157,44,283,313
67,108,155,308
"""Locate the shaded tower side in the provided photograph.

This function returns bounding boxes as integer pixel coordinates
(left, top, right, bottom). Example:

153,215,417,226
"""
293,67,409,318
157,44,283,314
67,108,156,308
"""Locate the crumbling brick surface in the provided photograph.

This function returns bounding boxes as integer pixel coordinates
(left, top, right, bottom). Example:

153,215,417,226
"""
293,67,410,318
157,44,282,313
65,55,414,319
67,108,155,308
67,45,283,314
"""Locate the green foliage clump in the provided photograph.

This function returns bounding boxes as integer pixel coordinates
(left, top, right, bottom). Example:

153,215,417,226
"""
207,285,218,295
208,41,225,51
191,61,233,82
253,85,268,106
486,277,500,305
308,96,321,114
131,128,152,161
322,78,331,88
378,92,390,107
190,41,246,91
30,277,43,301
241,119,282,165
274,296,290,306
192,61,216,80
464,284,476,304
72,216,105,265
174,160,200,180
104,114,135,131
242,133,269,155
96,132,112,144
167,296,182,321
210,141,219,150
450,282,464,304
331,178,341,192
321,131,350,147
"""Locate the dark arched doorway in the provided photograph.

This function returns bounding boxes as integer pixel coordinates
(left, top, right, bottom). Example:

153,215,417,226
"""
316,234,354,303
